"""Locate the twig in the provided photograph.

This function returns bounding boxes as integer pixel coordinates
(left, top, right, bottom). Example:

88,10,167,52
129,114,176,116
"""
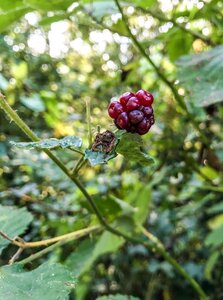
0,226,100,249
68,147,84,156
18,226,97,265
86,97,92,148
9,248,23,265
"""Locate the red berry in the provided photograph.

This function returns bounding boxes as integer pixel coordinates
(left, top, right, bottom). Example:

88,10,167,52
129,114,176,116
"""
137,117,151,135
108,101,124,119
119,92,135,106
136,89,154,107
142,106,153,118
129,110,144,124
116,112,130,129
126,97,140,111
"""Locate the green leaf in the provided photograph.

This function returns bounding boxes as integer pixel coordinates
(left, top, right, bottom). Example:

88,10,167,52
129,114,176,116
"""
205,251,220,280
97,295,140,300
23,0,74,11
176,46,223,107
207,203,223,214
10,136,82,150
67,231,124,277
110,19,129,36
84,195,134,221
66,239,96,278
116,132,154,165
0,0,25,11
132,0,156,9
59,136,82,148
205,224,223,247
0,205,33,255
166,29,193,62
12,62,28,81
0,263,74,300
128,184,151,224
0,7,32,33
85,149,117,166
111,196,137,216
39,14,67,26
20,94,45,112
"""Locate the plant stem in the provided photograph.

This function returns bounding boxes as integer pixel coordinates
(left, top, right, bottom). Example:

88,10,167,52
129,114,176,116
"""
0,226,100,249
68,147,84,156
86,98,92,147
18,226,98,265
0,94,208,299
141,227,209,300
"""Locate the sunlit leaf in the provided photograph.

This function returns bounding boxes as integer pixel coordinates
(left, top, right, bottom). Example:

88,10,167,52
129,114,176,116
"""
0,7,32,33
0,0,25,11
110,19,129,36
39,14,67,26
133,0,157,9
23,0,74,11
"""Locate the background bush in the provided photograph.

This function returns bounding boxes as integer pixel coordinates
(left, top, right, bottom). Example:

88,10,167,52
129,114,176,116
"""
0,1,223,299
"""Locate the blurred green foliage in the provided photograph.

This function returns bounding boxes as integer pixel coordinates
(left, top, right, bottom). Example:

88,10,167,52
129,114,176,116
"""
0,0,223,299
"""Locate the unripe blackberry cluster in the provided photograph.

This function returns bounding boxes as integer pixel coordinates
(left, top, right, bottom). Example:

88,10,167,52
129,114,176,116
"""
108,89,155,135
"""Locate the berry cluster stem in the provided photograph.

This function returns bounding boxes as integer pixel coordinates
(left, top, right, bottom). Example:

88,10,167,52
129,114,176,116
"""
86,98,92,147
0,94,208,300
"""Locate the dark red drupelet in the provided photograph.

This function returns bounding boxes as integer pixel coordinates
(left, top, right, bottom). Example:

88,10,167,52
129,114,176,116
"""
116,112,130,130
119,92,135,106
126,97,140,111
136,89,154,107
108,101,125,119
137,117,151,135
129,110,144,124
108,89,155,135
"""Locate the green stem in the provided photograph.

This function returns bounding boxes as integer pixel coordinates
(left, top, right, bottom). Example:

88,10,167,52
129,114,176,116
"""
0,94,208,300
86,99,92,148
113,0,208,145
140,226,209,300
18,226,99,265
68,147,84,156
